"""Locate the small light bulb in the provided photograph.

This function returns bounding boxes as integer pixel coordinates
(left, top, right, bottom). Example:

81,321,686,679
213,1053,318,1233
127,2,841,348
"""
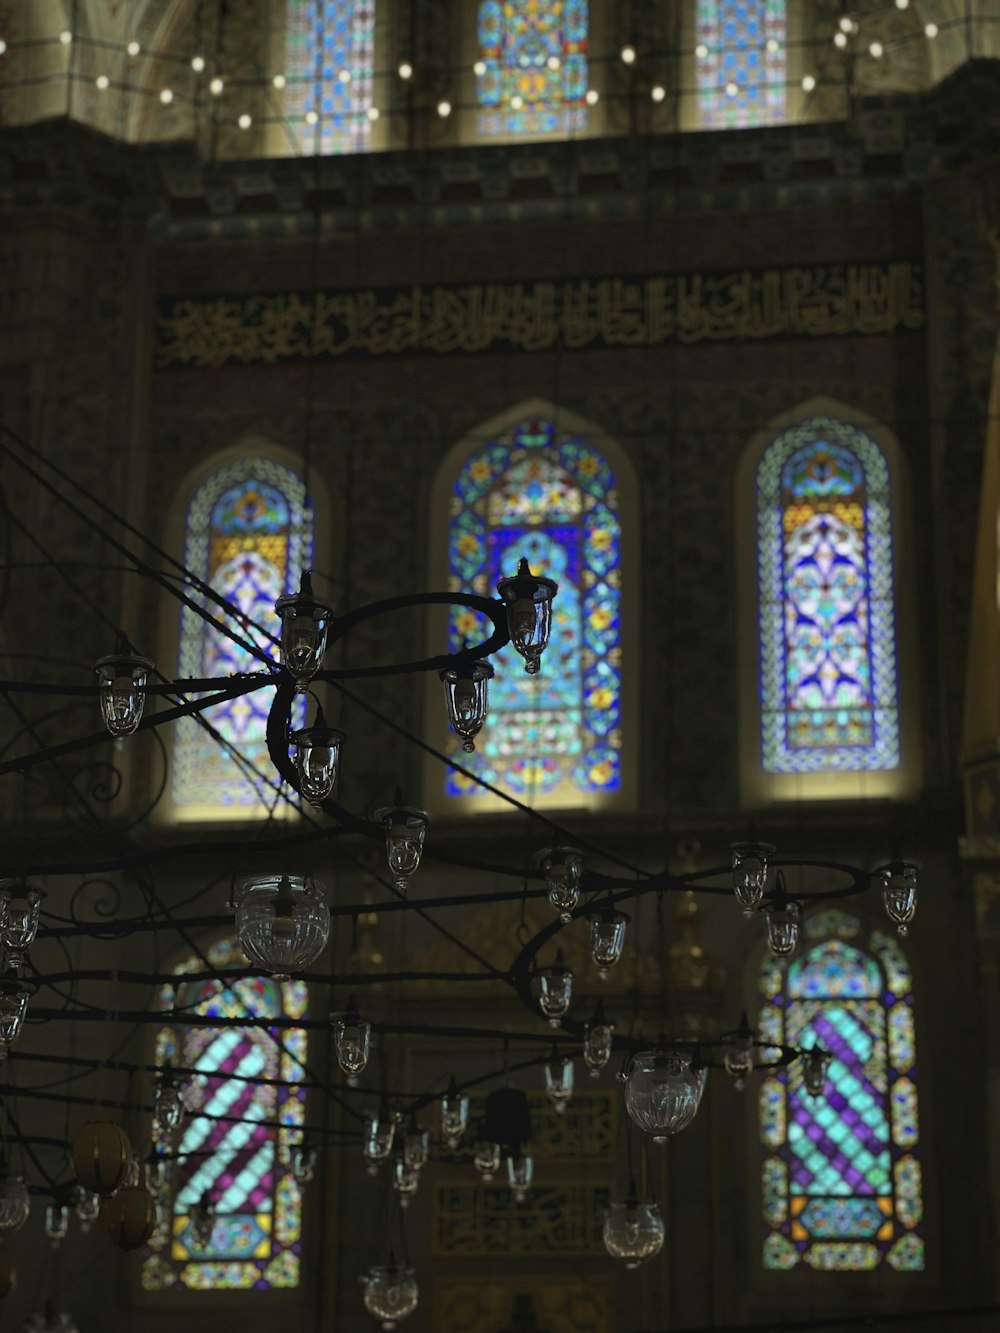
305,109,318,124
473,59,486,76
96,74,109,90
0,39,7,56
585,87,599,105
398,61,412,79
651,84,666,102
896,0,909,8
839,16,853,32
437,99,451,116
191,55,205,72
59,30,72,45
127,40,140,56
620,44,636,65
834,31,848,48
338,69,351,83
367,105,379,120
272,73,286,88
925,22,938,38
869,41,883,58
160,88,173,104
209,77,223,95
801,74,816,91
510,94,523,109
547,55,560,70
238,112,252,129
766,37,780,53
725,80,738,97
695,43,709,59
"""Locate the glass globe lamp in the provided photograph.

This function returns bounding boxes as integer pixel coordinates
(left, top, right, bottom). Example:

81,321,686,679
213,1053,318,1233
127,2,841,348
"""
721,1015,755,1091
74,1189,100,1232
0,978,31,1057
392,1159,420,1205
233,874,330,980
44,1203,69,1246
881,862,917,936
472,1140,501,1182
334,1000,371,1080
440,1081,470,1149
71,1122,131,1197
153,1068,187,1135
544,1051,574,1114
506,1153,534,1203
603,1190,665,1268
440,661,493,752
584,1006,615,1078
801,1045,832,1098
589,906,628,977
496,558,558,675
289,710,345,806
764,898,801,957
376,807,428,896
273,571,334,690
537,954,573,1027
540,847,582,923
402,1122,429,1171
94,638,153,737
292,1145,317,1184
624,1051,708,1143
363,1111,395,1173
730,841,775,916
0,1169,29,1232
362,1264,419,1330
0,884,43,969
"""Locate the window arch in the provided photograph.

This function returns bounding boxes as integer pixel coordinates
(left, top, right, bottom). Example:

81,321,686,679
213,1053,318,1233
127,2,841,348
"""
283,0,376,154
696,0,787,129
757,910,924,1272
437,407,633,812
142,938,309,1291
171,454,314,821
475,0,589,139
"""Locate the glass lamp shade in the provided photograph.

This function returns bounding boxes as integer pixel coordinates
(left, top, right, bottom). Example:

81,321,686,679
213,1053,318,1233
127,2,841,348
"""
544,1054,574,1114
0,1171,30,1232
881,863,917,936
22,1308,79,1333
0,885,43,969
764,899,801,957
730,841,775,916
273,571,334,690
722,1032,755,1091
472,1140,501,1182
589,907,628,977
292,1145,317,1184
624,1052,708,1143
289,715,345,806
584,1020,615,1078
537,958,573,1027
540,847,583,923
440,1085,470,1149
100,1185,157,1251
603,1197,665,1268
334,1003,371,1079
71,1122,131,1197
363,1114,395,1173
233,874,330,980
74,1189,101,1232
362,1265,419,1330
94,647,153,737
392,1159,420,1205
507,1153,534,1203
44,1204,69,1245
440,661,493,752
496,558,558,675
402,1124,430,1171
153,1071,187,1135
376,807,428,896
0,979,31,1056
801,1045,833,1098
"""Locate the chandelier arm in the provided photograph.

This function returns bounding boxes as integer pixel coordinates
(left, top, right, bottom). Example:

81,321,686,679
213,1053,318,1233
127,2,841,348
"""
323,590,507,646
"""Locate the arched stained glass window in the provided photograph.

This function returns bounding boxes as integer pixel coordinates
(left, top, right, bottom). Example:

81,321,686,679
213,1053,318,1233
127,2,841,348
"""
756,416,900,774
476,0,588,138
758,910,923,1272
173,456,314,819
696,0,787,128
285,0,375,154
142,938,308,1291
448,417,621,805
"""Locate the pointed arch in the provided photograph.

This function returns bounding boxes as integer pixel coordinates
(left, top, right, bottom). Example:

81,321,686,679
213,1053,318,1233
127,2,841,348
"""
142,936,309,1292
757,908,924,1272
426,399,638,814
736,397,921,804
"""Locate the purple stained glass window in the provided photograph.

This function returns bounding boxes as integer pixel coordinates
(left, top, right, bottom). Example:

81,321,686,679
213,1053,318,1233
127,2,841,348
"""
696,0,787,129
447,418,621,803
476,0,589,138
285,0,375,154
759,911,924,1272
756,417,901,774
172,457,314,817
142,938,308,1292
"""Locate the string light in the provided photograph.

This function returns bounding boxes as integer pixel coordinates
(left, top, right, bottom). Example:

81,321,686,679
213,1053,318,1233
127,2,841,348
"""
839,16,856,32
209,77,223,95
305,110,318,125
725,81,739,97
473,60,486,76
238,113,252,129
510,94,524,110
651,85,666,102
695,42,708,58
272,73,286,89
191,55,205,72
160,88,173,104
620,45,636,65
126,40,140,56
59,30,72,45
0,40,6,56
896,0,910,8
367,106,379,120
547,55,560,70
869,41,883,58
398,62,412,80
766,37,780,53
96,75,109,90
338,69,351,83
834,31,848,48
925,22,939,38
585,88,599,105
801,74,817,92
437,100,451,117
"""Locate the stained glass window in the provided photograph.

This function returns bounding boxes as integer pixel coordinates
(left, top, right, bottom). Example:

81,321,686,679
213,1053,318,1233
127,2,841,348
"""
476,1,588,138
173,456,314,818
696,1,787,129
448,417,621,804
756,416,900,774
142,938,308,1291
758,910,924,1272
285,0,375,154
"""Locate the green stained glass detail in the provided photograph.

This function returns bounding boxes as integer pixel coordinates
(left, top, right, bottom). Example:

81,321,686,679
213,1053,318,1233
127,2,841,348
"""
890,1078,919,1147
805,1242,880,1271
763,1232,800,1270
888,1002,915,1071
872,930,912,995
894,1157,922,1229
760,1077,785,1147
788,940,882,998
804,908,859,941
762,1157,787,1225
888,1234,925,1271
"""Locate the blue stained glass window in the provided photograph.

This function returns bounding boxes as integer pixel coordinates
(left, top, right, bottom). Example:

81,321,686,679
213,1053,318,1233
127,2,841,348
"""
759,912,924,1272
285,1,375,154
756,416,901,774
142,938,308,1291
476,0,589,138
696,0,787,128
172,457,314,817
448,418,621,802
